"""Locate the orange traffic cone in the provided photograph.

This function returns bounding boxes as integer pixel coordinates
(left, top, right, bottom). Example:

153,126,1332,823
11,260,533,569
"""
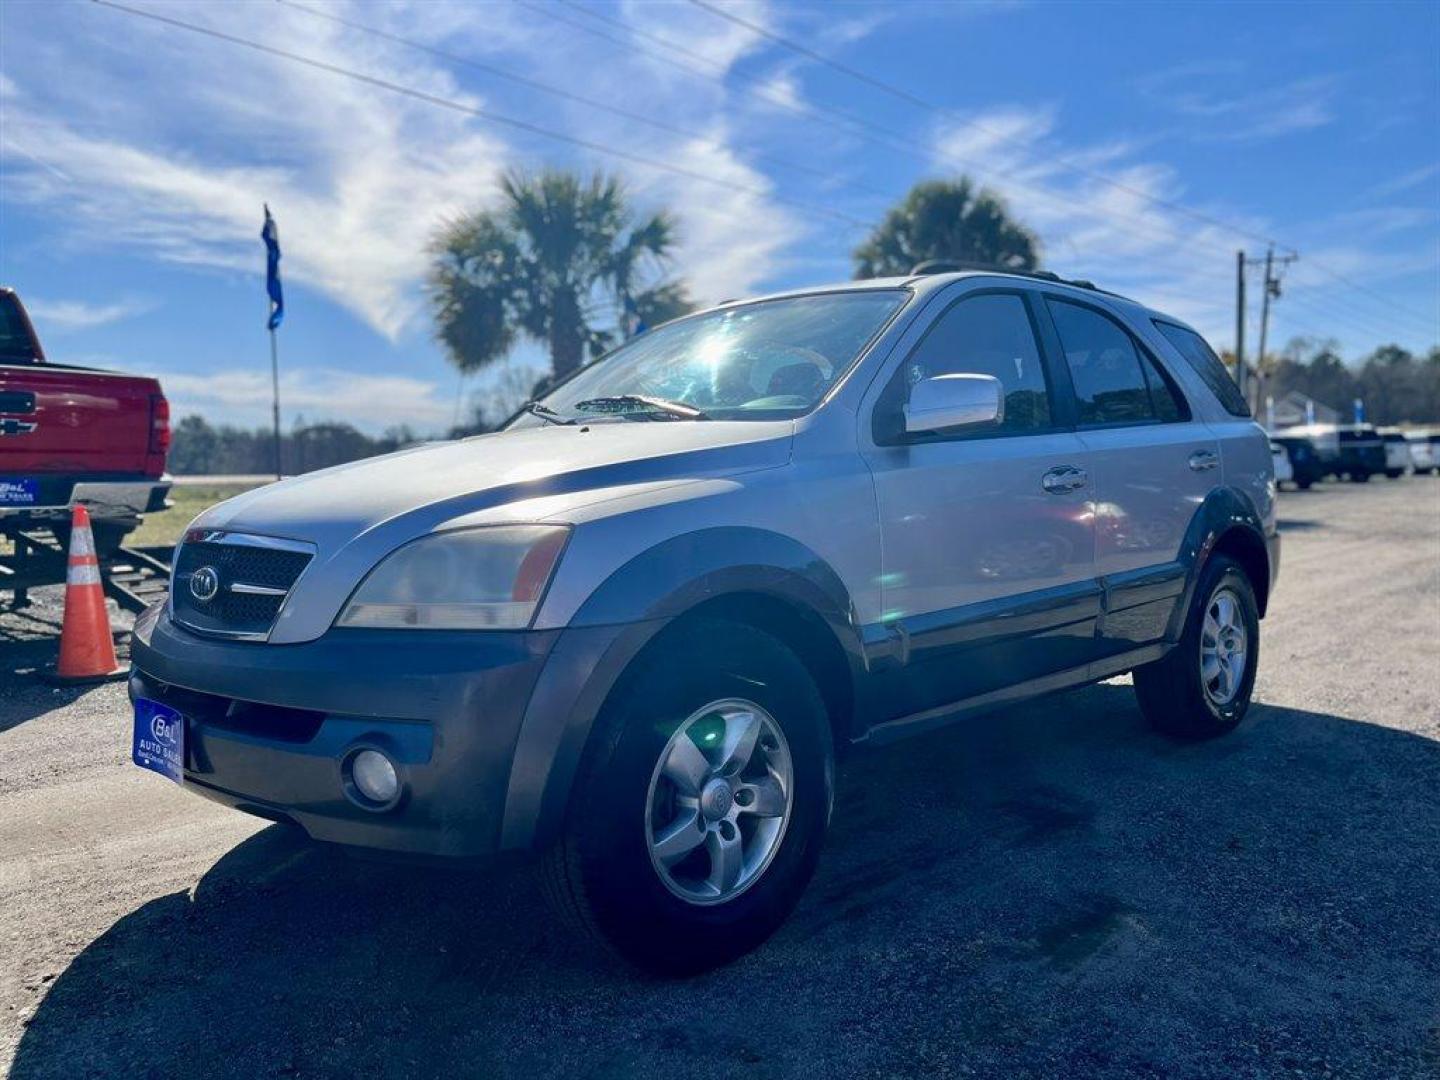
48,505,127,684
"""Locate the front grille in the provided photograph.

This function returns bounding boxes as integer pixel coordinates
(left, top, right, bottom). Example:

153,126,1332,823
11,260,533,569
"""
171,534,314,639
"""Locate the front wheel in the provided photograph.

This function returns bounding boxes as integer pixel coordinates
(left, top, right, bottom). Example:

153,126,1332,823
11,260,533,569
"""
1134,556,1259,739
541,620,834,973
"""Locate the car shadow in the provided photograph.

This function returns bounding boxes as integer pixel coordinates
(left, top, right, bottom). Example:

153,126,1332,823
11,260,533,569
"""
11,685,1440,1079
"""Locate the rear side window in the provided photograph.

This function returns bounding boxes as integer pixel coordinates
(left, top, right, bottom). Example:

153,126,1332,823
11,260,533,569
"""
1154,320,1249,417
0,294,41,364
902,292,1052,432
1048,299,1185,426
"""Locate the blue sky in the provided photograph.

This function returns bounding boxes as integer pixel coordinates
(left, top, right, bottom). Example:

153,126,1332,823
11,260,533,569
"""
2,0,1436,433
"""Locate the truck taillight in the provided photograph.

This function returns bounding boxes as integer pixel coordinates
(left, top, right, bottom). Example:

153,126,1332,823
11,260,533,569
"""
149,393,171,454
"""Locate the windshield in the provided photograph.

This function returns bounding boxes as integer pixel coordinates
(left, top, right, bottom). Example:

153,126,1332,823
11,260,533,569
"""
516,290,908,424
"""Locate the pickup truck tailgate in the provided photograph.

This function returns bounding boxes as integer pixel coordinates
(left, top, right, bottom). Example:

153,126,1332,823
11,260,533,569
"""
0,364,158,475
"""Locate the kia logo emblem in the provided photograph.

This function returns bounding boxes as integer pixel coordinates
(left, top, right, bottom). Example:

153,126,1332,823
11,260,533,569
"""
189,566,220,603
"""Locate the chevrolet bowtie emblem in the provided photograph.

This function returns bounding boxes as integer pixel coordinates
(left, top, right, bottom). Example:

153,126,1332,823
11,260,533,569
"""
0,419,38,437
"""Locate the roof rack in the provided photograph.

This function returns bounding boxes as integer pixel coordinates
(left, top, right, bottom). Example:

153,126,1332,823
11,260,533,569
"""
907,259,1116,296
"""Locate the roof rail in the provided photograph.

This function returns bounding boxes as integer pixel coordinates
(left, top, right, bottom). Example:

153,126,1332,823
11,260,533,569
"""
907,259,1112,295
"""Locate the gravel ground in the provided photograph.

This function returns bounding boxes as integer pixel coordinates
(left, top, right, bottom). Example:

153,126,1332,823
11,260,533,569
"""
2,478,1437,1079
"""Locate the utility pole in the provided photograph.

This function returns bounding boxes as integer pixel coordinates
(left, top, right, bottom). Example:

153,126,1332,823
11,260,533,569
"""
1255,247,1275,396
1234,250,1246,399
1247,245,1298,417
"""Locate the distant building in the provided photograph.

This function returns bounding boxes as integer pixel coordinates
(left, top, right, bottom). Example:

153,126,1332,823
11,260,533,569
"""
1270,390,1339,429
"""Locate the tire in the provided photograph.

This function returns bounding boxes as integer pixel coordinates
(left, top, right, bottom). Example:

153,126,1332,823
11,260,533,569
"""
1134,556,1259,739
1386,470,1404,480
541,619,834,974
1296,476,1313,490
1351,471,1370,483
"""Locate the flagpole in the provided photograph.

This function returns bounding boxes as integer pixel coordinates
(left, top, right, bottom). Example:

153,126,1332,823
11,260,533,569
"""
269,325,282,481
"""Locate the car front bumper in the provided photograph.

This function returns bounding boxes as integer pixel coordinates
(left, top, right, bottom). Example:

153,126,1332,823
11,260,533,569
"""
129,603,569,858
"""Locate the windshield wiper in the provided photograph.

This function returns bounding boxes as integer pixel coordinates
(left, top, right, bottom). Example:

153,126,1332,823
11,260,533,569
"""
571,395,708,420
523,401,577,426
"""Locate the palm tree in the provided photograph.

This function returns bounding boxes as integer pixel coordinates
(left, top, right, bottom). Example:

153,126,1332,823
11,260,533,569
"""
854,178,1040,278
428,169,693,382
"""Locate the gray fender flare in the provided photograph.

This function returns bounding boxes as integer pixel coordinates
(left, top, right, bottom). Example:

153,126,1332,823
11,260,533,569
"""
499,527,864,851
1169,486,1275,638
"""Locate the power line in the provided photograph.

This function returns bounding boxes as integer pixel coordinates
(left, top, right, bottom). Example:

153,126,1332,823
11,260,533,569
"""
1274,288,1419,346
685,0,1438,334
535,1,1426,336
534,1,1251,265
1294,260,1438,333
84,0,1434,346
88,0,873,231
686,0,1291,253
273,0,896,202
282,0,1262,293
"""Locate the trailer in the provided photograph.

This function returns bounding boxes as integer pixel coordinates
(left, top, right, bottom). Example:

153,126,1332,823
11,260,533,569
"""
1,526,171,614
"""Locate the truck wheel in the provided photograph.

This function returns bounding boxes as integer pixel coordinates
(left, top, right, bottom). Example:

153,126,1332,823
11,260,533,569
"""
541,620,833,974
1134,556,1259,739
1351,471,1370,483
1296,476,1313,490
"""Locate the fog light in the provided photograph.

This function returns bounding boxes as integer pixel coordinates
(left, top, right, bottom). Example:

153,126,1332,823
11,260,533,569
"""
350,749,399,807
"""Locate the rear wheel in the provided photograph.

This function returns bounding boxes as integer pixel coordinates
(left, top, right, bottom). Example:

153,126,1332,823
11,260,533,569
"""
541,620,834,973
1134,556,1259,739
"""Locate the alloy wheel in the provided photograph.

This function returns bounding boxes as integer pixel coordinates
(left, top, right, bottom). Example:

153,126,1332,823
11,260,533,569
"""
1200,587,1248,706
644,699,793,906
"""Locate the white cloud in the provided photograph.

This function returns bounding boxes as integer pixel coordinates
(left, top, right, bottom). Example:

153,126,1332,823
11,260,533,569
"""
929,104,1272,344
928,101,1439,354
23,296,157,331
1366,162,1440,200
0,1,513,341
158,368,455,431
0,0,813,341
629,128,806,302
1139,72,1338,143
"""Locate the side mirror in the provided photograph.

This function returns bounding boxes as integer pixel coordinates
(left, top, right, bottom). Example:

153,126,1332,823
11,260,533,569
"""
903,373,1004,435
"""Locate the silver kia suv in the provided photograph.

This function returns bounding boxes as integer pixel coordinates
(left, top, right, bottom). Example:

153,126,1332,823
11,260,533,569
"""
129,268,1278,972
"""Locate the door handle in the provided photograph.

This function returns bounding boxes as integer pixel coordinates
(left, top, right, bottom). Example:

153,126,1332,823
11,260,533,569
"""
1041,465,1088,494
1188,450,1219,472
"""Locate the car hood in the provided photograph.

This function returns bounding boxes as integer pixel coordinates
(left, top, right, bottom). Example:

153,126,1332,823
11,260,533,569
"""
192,420,793,643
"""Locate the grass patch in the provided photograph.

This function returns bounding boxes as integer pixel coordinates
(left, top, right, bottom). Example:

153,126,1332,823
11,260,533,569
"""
129,482,267,549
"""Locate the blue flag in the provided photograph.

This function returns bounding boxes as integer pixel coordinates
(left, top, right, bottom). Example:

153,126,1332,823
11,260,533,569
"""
262,204,284,331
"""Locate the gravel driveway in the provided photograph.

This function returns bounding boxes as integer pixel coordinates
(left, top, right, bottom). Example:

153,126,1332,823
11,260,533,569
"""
2,478,1437,1079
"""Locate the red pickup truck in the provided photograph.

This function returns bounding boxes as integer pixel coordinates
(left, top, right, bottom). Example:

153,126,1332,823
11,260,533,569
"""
1,286,171,555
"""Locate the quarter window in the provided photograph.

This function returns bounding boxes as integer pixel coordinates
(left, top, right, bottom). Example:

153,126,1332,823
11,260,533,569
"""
1154,321,1250,417
1048,299,1184,426
901,293,1052,433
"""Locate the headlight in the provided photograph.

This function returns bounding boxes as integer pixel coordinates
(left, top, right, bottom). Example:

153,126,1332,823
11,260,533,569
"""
337,525,569,630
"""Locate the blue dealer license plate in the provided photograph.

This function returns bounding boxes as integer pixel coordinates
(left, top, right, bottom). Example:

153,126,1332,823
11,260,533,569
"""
0,479,39,506
132,697,185,784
